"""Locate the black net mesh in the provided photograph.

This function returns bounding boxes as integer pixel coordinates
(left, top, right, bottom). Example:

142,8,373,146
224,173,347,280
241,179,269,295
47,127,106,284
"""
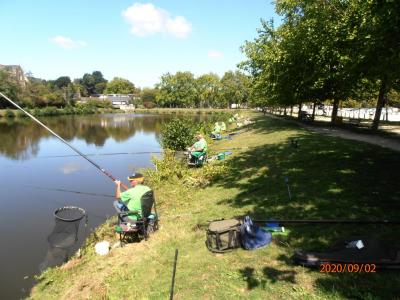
49,206,86,248
48,219,81,248
39,206,87,272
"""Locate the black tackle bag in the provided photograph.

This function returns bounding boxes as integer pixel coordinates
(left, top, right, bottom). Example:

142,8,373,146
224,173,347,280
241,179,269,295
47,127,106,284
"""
205,219,241,253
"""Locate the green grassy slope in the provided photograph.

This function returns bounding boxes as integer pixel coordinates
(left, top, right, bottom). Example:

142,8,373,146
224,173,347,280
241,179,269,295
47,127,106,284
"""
30,113,400,300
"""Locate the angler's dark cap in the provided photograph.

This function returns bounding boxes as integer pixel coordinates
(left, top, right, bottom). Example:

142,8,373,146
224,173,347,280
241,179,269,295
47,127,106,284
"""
127,172,144,182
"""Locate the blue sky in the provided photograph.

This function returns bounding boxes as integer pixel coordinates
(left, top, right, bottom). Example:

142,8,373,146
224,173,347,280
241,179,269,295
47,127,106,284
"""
0,1,278,88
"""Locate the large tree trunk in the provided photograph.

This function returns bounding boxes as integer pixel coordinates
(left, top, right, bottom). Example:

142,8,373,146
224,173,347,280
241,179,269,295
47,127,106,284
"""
331,99,340,124
290,105,293,116
371,79,387,131
311,101,316,121
297,103,302,120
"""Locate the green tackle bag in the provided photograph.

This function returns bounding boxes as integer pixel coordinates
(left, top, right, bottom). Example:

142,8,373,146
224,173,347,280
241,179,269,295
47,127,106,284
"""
205,219,241,253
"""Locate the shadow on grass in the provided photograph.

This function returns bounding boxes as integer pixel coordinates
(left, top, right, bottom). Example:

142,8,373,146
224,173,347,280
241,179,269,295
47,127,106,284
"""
215,117,400,238
239,266,297,290
210,116,400,297
315,271,400,299
240,254,400,298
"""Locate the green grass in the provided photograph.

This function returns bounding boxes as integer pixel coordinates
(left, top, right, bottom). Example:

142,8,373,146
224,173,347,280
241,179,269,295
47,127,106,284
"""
30,113,400,299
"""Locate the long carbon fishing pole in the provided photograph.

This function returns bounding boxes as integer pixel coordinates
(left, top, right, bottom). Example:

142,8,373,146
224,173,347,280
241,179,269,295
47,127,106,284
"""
37,151,162,159
0,92,128,189
253,219,400,225
24,185,115,198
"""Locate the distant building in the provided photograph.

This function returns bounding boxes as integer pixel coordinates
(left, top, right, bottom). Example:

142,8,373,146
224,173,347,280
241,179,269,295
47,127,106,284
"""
78,93,137,110
0,64,28,87
99,94,133,106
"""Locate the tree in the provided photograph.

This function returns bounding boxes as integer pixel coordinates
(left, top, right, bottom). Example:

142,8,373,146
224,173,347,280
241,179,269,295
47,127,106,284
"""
0,70,22,108
345,0,400,130
105,77,136,94
242,1,361,122
156,72,197,108
54,76,71,89
140,87,158,106
195,73,221,108
220,71,251,108
80,71,107,95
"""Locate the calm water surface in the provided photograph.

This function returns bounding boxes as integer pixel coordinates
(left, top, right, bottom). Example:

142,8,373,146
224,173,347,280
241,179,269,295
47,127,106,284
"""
0,113,194,299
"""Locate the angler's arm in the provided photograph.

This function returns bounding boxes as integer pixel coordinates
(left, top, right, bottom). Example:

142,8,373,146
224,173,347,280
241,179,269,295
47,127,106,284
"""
115,180,121,199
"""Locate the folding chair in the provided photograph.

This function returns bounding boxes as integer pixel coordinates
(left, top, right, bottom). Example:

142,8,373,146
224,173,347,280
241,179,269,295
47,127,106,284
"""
116,190,158,243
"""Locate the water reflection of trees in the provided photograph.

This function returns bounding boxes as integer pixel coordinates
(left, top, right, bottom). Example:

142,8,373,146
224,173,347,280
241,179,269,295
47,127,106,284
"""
0,114,190,160
0,118,45,160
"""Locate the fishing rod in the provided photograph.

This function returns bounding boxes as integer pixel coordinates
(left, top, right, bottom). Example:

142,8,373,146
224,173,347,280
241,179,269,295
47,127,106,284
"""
195,218,400,229
24,185,115,198
212,147,251,151
253,219,400,225
0,92,129,190
37,151,162,159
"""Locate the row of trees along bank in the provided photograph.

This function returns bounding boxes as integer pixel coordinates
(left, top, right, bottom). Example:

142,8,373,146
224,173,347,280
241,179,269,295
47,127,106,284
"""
0,70,137,109
0,68,251,110
240,0,400,130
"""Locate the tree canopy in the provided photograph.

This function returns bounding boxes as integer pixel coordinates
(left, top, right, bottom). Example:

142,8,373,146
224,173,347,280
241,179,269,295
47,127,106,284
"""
105,77,136,94
241,0,400,129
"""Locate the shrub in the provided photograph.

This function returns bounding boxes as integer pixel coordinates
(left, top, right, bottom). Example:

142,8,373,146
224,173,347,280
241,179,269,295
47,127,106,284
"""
143,101,155,109
42,106,59,116
144,151,189,186
181,162,228,188
32,108,42,116
144,150,229,188
64,105,75,115
4,109,15,118
16,110,28,118
160,118,198,151
86,99,112,108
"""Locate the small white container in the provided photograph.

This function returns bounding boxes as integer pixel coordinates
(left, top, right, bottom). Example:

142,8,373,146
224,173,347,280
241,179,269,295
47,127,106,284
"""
95,241,110,255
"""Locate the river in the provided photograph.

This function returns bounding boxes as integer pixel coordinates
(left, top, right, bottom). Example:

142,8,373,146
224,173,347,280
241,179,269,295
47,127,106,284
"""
0,113,195,299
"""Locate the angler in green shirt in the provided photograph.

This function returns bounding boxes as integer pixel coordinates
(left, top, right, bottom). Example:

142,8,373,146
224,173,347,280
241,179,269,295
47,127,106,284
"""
114,173,151,221
218,121,227,132
188,133,208,159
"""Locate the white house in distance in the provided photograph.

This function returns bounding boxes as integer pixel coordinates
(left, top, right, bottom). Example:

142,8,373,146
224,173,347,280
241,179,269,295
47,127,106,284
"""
99,94,132,106
78,93,138,109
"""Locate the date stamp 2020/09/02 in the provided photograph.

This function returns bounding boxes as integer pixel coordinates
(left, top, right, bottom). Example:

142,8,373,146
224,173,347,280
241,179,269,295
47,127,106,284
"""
320,263,376,273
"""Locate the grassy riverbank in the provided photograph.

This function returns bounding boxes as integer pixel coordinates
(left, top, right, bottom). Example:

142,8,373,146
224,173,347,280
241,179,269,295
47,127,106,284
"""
30,112,400,299
0,105,117,118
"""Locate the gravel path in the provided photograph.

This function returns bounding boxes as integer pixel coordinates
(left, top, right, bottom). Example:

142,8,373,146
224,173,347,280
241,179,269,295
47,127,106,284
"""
302,124,400,152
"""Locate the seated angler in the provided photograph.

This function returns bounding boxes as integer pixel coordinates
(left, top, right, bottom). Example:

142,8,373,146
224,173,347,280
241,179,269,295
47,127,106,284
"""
114,173,151,223
219,121,227,132
188,133,208,163
210,122,222,139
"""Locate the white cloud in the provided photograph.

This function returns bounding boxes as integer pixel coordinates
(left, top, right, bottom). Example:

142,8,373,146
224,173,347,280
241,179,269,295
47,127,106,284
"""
208,50,223,58
51,35,87,49
122,3,192,39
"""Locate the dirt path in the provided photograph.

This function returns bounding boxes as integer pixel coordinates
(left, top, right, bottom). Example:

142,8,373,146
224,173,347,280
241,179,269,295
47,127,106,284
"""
267,114,400,152
302,124,400,152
